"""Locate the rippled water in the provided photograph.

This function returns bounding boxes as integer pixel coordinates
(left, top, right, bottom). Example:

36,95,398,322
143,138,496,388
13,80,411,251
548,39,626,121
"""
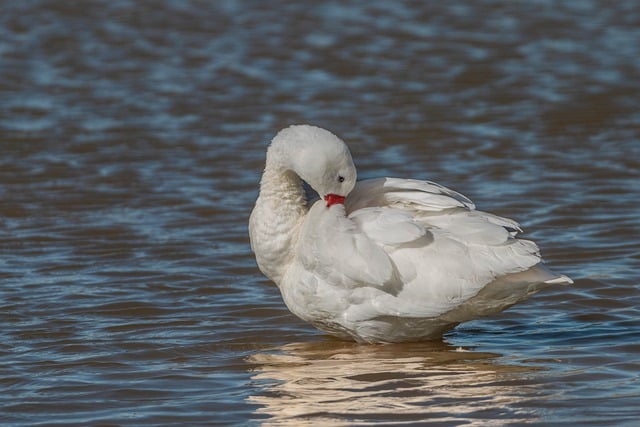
1,1,639,425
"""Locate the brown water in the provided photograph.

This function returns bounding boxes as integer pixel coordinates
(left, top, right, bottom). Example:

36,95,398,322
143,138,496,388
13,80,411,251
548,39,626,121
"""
1,1,639,425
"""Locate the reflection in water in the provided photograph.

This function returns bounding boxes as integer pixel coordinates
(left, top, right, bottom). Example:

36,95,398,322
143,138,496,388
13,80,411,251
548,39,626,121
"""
248,340,540,425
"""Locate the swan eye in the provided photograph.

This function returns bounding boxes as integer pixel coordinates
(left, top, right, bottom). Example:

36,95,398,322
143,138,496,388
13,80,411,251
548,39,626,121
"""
338,175,345,183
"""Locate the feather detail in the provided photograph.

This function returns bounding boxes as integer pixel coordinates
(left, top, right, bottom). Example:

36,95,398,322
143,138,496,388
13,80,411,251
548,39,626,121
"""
249,125,572,343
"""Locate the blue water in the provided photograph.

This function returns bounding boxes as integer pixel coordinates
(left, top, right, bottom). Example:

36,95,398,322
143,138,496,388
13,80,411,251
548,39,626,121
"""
1,1,639,425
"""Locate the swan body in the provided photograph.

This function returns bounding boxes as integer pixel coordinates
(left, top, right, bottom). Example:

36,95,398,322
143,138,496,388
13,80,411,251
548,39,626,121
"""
249,125,572,343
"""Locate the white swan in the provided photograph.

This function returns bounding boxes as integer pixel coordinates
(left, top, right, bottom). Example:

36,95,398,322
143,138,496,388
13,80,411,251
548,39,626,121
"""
249,125,572,343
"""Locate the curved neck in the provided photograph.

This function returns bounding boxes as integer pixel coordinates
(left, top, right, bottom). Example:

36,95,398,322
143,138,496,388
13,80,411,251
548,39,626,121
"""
259,163,304,203
249,162,308,284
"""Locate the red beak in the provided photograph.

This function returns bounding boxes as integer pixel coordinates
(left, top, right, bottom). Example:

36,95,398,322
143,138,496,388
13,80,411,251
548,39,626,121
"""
324,194,345,207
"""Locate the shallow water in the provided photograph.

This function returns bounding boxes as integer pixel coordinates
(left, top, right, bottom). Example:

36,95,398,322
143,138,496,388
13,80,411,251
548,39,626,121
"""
1,1,639,425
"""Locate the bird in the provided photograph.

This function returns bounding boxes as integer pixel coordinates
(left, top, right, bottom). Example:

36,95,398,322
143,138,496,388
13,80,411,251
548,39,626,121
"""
249,124,572,343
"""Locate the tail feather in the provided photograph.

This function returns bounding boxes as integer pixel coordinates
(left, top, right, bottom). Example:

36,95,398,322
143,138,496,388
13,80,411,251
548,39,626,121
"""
439,264,572,324
544,274,573,285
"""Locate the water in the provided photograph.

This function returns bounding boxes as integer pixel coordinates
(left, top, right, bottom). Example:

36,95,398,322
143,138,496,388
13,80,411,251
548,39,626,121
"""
1,1,639,425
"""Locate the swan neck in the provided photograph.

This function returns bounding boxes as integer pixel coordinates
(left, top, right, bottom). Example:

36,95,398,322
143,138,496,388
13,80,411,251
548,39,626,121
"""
249,161,307,284
260,162,303,200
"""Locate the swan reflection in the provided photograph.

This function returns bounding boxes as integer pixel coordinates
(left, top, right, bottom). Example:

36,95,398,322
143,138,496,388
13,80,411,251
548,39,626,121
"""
248,340,540,425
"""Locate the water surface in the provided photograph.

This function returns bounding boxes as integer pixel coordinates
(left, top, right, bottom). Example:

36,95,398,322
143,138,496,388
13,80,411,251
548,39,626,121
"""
1,1,639,425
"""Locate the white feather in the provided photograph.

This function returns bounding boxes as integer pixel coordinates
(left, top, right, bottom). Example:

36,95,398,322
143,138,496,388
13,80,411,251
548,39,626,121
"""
249,125,572,343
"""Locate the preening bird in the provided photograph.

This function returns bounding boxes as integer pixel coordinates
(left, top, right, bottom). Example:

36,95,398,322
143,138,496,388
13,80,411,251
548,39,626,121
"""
249,125,572,343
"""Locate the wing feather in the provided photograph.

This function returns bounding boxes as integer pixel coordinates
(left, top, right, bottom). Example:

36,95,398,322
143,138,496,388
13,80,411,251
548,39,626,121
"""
346,177,475,212
348,207,426,246
292,177,560,330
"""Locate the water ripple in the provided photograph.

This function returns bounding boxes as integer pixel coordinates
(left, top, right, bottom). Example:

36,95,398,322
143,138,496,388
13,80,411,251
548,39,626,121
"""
1,0,639,425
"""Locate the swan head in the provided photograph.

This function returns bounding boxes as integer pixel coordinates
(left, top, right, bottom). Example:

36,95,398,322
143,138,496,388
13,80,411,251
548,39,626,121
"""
269,125,357,206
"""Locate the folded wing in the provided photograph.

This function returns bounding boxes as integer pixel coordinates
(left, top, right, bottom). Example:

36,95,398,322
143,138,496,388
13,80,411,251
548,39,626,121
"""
294,177,570,334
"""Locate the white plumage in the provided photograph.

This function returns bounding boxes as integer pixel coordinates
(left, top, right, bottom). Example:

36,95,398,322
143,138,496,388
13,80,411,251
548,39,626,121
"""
249,125,572,343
